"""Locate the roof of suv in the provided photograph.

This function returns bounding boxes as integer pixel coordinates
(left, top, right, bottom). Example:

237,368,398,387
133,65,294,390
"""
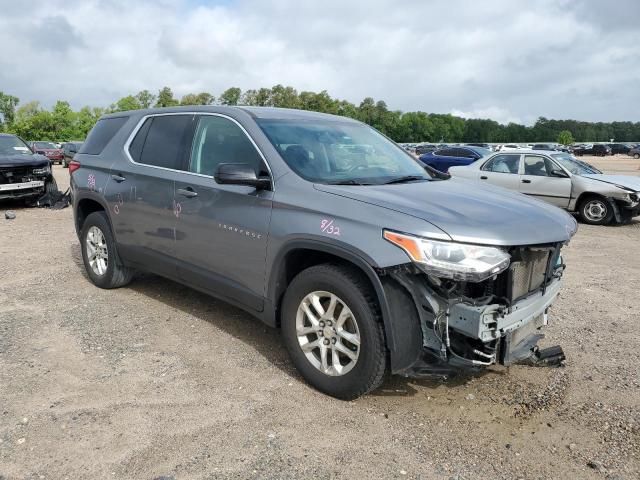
101,105,359,123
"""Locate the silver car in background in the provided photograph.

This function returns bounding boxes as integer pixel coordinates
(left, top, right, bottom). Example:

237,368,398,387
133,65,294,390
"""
449,150,640,225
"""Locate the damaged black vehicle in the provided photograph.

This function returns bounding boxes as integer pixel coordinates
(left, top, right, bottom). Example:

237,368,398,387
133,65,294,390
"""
0,133,57,203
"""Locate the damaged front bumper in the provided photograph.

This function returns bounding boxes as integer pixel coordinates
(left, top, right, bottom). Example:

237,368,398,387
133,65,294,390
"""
385,244,567,378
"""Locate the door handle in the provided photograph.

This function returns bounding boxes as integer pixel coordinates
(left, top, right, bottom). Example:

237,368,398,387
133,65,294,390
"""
521,179,532,183
480,176,488,180
177,187,198,198
111,174,126,183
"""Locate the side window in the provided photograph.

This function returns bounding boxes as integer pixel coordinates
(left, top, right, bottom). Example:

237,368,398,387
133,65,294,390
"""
436,148,453,157
458,148,476,158
482,154,520,174
80,116,128,155
189,115,265,177
130,115,192,170
524,156,550,176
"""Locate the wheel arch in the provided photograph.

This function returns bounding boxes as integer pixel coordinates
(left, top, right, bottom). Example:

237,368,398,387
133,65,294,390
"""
267,239,421,373
75,194,111,236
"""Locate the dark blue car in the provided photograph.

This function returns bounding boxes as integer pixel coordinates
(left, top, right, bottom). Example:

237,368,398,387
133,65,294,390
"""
419,146,492,172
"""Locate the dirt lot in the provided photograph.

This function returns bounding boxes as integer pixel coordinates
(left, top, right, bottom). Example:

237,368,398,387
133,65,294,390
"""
1,156,638,479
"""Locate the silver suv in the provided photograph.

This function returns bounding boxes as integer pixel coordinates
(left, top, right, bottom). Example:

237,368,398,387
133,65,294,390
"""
71,106,576,399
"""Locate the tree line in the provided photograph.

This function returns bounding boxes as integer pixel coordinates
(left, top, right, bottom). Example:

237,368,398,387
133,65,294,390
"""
1,86,638,144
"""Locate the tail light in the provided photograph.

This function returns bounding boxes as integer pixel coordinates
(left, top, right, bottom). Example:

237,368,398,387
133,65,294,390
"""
69,160,81,174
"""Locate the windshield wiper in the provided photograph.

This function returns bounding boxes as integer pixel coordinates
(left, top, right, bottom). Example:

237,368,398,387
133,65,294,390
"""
381,175,427,185
327,179,371,186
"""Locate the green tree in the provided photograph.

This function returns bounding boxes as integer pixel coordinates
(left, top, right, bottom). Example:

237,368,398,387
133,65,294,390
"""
0,91,19,128
557,130,575,146
219,87,242,105
135,89,156,108
155,87,179,107
110,95,142,113
180,92,215,105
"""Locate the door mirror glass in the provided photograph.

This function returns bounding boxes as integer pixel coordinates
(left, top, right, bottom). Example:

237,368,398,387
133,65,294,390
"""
214,163,271,189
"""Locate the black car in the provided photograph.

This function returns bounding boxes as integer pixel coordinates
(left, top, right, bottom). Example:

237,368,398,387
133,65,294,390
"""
62,142,83,168
0,133,57,202
532,144,558,151
573,144,612,157
608,143,630,155
414,144,439,155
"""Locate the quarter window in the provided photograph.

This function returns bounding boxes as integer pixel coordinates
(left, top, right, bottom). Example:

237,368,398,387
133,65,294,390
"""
482,154,520,174
80,116,128,155
189,115,265,177
129,115,193,170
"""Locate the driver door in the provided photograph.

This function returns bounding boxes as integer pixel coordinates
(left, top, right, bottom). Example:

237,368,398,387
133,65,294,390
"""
519,155,571,208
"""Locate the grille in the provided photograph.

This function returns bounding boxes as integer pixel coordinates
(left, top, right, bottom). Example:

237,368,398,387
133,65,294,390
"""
0,167,34,184
509,249,551,301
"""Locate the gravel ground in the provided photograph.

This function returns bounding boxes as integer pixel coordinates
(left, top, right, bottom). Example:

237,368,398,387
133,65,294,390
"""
1,156,638,479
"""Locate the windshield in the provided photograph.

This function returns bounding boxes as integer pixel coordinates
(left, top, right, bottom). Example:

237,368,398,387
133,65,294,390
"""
551,153,602,174
0,135,32,155
34,141,57,149
256,119,431,185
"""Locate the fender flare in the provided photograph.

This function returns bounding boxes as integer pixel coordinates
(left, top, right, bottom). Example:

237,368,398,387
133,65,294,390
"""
74,191,114,236
268,238,419,372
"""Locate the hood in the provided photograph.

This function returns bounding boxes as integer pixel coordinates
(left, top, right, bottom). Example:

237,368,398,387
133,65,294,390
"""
0,153,50,169
581,174,640,192
315,178,577,246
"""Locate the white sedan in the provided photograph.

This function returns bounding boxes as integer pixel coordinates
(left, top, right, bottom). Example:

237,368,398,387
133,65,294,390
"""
449,150,640,225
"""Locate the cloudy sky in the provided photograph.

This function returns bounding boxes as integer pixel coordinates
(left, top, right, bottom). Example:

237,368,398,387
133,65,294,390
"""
0,0,638,124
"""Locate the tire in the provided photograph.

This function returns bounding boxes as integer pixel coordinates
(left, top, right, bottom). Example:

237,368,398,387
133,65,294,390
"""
281,263,387,400
80,211,134,289
634,153,639,159
578,196,614,225
45,177,58,196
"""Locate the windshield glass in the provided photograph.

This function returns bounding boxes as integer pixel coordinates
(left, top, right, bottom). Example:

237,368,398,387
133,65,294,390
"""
256,119,431,185
551,153,601,174
0,135,32,155
34,141,57,149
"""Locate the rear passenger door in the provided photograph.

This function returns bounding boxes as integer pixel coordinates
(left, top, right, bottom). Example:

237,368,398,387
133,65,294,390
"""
171,114,274,312
106,114,193,276
478,154,521,191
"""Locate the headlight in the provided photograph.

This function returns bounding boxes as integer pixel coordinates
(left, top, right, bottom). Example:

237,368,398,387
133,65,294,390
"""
383,230,511,282
32,165,50,175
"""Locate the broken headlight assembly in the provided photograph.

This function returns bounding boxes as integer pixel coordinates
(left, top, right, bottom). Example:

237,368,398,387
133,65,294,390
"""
32,165,51,175
383,230,510,282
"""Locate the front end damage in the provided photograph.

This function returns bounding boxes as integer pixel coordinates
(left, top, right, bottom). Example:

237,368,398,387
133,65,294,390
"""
0,164,52,201
382,243,567,378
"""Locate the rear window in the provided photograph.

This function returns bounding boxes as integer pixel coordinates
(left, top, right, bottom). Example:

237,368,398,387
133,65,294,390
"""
79,116,128,155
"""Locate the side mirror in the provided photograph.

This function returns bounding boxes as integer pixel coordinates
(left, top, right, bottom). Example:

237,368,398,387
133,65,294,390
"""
550,169,568,178
214,163,271,189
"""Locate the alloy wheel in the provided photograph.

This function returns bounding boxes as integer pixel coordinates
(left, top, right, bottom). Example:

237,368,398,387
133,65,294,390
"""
86,226,109,276
296,291,360,376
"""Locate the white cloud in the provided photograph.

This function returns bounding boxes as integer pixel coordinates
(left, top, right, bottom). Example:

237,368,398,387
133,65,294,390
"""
0,0,638,124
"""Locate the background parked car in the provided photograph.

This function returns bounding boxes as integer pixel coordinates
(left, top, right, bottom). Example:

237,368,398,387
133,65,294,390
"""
608,143,631,155
449,151,640,225
532,144,557,151
30,141,64,164
629,146,640,159
414,144,439,155
61,142,83,168
418,145,491,172
573,144,611,156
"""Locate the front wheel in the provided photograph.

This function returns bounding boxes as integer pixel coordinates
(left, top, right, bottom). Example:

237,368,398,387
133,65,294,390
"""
579,196,614,225
281,264,387,400
634,153,640,159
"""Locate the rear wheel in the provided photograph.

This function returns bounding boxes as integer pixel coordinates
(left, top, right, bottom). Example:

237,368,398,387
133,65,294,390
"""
80,211,134,288
579,196,613,225
634,153,639,159
281,264,387,399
